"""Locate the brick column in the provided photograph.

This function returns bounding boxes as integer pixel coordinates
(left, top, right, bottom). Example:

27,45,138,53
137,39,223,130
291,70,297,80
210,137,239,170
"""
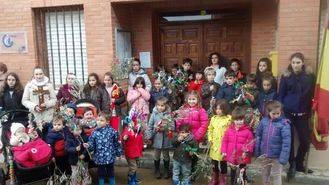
278,0,321,75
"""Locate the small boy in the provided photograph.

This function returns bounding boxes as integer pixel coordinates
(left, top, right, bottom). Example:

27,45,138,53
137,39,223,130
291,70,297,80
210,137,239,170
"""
187,70,204,94
240,74,259,107
201,67,220,111
215,70,238,103
181,58,194,81
65,124,92,184
46,115,71,175
85,112,122,185
172,124,198,185
150,79,169,113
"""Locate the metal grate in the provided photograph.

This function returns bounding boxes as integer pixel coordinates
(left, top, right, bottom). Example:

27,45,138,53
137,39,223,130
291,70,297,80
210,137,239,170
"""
45,8,87,87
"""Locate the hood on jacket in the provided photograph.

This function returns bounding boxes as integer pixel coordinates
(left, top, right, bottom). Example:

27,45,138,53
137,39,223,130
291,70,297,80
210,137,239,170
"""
283,65,313,77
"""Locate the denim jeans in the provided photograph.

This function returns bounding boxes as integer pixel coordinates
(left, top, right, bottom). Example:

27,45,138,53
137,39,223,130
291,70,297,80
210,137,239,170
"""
172,159,191,184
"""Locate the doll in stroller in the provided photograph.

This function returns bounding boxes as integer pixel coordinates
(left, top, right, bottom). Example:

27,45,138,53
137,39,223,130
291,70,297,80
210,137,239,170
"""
0,110,52,184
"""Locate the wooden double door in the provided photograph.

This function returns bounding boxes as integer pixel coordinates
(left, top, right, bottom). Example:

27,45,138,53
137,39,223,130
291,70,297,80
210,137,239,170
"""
160,19,250,72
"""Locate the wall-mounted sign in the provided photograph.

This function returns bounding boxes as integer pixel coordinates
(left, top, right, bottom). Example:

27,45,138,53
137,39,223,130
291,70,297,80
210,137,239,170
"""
0,32,28,53
139,51,151,68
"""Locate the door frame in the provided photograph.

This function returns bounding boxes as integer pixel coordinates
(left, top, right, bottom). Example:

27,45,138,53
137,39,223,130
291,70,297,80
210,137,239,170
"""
153,8,251,73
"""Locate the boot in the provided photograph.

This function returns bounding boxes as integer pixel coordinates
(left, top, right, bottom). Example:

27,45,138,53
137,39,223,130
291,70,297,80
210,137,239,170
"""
219,174,227,185
154,160,161,179
172,180,180,185
127,173,137,185
230,169,236,185
287,161,296,181
209,171,219,185
109,176,115,185
163,160,170,179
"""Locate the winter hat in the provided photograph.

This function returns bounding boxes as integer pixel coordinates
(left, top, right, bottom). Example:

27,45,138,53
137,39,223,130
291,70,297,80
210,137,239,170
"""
10,122,25,134
66,103,77,113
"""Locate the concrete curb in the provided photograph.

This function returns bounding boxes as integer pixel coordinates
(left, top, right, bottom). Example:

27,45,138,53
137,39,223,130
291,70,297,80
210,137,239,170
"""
115,149,329,185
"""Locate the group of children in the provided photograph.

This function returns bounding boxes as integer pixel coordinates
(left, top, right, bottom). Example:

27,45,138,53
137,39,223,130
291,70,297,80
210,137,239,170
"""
0,51,315,185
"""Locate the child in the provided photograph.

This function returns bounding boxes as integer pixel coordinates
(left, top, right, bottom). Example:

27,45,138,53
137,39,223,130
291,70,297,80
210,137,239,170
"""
172,123,198,185
215,70,238,103
175,91,209,143
207,100,231,185
103,72,126,116
169,63,180,79
257,75,278,116
127,77,151,129
121,111,145,185
182,58,194,81
255,58,277,90
82,73,109,112
255,101,291,185
145,97,174,179
237,74,259,107
230,58,246,82
279,52,315,177
149,78,169,113
65,124,92,185
0,62,8,89
221,107,254,184
187,70,204,94
79,107,97,137
175,91,208,176
201,67,220,112
128,58,152,91
46,115,71,175
86,112,122,185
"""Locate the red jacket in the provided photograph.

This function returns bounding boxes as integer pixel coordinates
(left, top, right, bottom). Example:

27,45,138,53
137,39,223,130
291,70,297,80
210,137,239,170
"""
221,124,254,165
121,125,143,159
187,80,204,94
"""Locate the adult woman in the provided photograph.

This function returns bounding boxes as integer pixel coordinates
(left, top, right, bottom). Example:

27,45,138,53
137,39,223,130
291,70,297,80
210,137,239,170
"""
0,73,26,115
57,73,78,104
208,52,228,85
128,58,152,91
22,67,57,128
279,52,315,177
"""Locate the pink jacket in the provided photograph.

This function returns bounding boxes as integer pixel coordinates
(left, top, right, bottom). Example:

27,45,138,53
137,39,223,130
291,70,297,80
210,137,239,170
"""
221,124,254,165
127,88,150,115
175,105,209,143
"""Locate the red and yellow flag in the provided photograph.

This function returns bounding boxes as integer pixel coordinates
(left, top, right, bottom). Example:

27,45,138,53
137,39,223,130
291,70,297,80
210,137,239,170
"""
312,17,329,150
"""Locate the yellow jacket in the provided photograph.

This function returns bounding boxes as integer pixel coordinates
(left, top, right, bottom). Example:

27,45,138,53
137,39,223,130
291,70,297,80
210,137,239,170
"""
207,115,231,161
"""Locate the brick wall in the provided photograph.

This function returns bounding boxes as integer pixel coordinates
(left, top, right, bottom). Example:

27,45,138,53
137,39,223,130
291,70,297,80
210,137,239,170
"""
251,0,278,72
278,0,321,75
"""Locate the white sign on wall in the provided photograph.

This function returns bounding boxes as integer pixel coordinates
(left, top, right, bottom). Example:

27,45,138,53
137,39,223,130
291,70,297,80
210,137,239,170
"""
0,32,28,53
139,51,151,68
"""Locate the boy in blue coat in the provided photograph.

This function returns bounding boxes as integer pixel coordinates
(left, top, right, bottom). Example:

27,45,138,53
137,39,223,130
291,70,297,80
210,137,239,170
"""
85,112,122,185
255,101,291,185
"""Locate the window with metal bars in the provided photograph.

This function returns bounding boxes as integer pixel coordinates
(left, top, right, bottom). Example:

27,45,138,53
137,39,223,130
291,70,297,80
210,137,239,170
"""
34,7,88,88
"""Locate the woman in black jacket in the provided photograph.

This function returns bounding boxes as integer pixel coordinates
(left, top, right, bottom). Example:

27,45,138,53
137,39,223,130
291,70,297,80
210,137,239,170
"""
0,73,26,114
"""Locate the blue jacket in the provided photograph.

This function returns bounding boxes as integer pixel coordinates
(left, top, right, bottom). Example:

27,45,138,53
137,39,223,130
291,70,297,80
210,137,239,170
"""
149,87,169,112
257,89,278,116
278,70,315,114
215,83,236,102
255,116,291,164
88,125,122,165
46,126,69,146
65,132,89,165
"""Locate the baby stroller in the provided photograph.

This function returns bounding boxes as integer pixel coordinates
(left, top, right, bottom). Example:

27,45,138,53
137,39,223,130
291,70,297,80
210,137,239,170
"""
0,109,53,185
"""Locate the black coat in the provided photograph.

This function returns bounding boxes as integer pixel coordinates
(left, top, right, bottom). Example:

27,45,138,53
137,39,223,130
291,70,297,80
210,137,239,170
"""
0,89,25,111
65,131,90,165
